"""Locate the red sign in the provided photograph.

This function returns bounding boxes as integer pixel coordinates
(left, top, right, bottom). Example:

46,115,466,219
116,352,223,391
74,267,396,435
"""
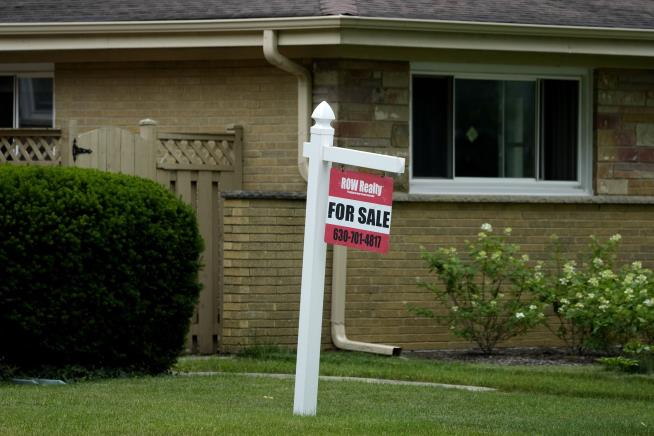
324,168,394,253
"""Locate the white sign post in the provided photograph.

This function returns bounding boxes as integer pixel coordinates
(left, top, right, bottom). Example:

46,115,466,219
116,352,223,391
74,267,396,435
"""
293,101,405,416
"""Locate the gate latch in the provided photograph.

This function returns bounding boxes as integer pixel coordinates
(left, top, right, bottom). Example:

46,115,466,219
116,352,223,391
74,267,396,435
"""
72,139,92,162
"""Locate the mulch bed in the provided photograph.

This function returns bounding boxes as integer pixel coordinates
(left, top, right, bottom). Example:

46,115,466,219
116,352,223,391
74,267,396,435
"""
402,347,603,366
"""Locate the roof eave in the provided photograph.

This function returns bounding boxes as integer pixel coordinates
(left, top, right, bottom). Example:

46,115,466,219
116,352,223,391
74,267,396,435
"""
0,15,653,56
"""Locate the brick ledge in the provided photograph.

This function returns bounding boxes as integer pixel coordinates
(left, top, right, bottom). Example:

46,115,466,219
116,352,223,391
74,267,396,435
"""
222,190,654,205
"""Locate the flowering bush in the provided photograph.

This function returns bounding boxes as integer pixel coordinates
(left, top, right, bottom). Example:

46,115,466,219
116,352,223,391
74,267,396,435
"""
413,224,546,354
540,234,654,353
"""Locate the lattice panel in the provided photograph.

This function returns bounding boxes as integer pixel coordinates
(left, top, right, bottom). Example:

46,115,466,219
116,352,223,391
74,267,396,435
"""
0,135,60,164
158,138,235,168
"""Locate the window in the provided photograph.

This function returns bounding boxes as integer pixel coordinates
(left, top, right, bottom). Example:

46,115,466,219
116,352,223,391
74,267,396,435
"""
0,74,54,128
411,64,591,195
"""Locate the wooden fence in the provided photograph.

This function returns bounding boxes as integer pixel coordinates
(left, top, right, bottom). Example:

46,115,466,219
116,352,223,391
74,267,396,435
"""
0,129,62,165
2,121,242,354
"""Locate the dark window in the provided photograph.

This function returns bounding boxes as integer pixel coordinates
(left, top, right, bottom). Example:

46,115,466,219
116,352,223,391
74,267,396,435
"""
18,78,54,128
0,76,53,128
412,75,579,182
0,76,13,128
541,79,579,181
412,76,452,178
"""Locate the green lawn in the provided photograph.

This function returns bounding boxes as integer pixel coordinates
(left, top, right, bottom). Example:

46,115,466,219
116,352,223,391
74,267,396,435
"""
2,351,653,435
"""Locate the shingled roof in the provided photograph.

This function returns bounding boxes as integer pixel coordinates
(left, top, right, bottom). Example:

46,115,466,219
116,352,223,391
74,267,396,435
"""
1,0,653,30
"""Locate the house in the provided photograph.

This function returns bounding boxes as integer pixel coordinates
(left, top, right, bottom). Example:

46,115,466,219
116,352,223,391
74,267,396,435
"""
1,0,654,354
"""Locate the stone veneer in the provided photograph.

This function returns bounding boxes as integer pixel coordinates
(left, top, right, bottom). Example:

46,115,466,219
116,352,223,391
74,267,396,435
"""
313,60,410,191
596,69,654,195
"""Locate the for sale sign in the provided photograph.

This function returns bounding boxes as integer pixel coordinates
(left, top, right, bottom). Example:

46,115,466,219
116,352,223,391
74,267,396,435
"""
325,168,394,253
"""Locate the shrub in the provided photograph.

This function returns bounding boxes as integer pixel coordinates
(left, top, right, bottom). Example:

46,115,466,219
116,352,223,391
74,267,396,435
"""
596,356,641,373
0,165,202,375
413,224,546,354
540,234,654,353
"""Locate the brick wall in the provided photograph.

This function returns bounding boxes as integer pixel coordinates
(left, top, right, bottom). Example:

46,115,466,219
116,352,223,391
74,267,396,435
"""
596,69,654,195
55,60,305,191
313,60,410,191
221,198,332,352
222,197,654,351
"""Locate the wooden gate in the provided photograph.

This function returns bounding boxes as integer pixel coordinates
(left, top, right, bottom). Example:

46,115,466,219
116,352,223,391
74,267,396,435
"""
66,119,242,354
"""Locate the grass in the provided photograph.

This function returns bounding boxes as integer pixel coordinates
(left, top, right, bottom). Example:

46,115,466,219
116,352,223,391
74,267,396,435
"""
175,347,654,402
1,349,653,435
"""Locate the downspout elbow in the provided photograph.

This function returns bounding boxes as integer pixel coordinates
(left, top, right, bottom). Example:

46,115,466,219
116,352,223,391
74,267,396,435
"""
331,245,402,356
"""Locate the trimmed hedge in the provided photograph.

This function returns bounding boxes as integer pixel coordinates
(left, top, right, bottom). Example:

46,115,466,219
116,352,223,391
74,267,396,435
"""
0,165,202,374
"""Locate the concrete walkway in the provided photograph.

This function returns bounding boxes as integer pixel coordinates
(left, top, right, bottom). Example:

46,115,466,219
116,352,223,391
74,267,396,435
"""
177,371,496,392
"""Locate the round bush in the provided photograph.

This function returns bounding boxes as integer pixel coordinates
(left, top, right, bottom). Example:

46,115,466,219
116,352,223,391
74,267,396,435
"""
0,165,202,374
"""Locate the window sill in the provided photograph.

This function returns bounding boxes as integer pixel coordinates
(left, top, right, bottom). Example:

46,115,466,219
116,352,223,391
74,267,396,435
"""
409,177,592,197
396,192,654,205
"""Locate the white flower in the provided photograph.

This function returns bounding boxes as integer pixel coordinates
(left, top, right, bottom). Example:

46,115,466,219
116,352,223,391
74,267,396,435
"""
522,254,530,262
575,303,585,309
564,261,576,275
592,258,604,268
624,288,634,295
636,274,648,284
600,269,616,279
478,232,487,239
529,305,538,310
576,292,583,299
490,300,497,306
560,298,570,305
451,306,459,312
610,234,622,242
588,277,599,287
515,312,525,319
623,274,634,285
477,250,487,259
587,293,595,299
504,227,512,235
600,297,609,305
481,223,493,232
599,304,609,311
534,272,544,281
498,293,505,298
632,261,642,269
491,251,502,260
644,299,654,307
559,278,569,285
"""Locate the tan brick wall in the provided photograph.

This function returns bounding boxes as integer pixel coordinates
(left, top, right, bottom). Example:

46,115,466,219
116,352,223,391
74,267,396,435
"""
221,198,332,352
596,69,654,195
222,198,654,351
313,60,410,191
54,60,305,191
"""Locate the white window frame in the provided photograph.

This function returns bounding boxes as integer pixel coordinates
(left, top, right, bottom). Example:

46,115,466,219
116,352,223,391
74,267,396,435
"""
410,63,592,196
0,63,55,129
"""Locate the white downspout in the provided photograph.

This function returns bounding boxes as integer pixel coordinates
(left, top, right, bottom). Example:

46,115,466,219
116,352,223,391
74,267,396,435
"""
331,245,401,355
263,30,400,356
263,29,310,181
